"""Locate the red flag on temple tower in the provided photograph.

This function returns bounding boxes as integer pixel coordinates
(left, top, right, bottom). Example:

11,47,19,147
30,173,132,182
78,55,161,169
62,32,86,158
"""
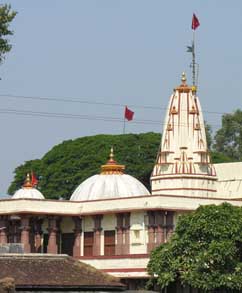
191,13,200,30
124,106,134,121
31,171,38,187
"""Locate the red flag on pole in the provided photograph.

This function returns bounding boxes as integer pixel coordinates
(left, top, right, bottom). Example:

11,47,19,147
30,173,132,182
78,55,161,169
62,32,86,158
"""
124,106,134,121
31,171,38,187
192,13,200,30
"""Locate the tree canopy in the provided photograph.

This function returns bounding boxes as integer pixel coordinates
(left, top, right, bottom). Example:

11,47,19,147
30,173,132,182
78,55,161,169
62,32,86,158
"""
214,109,242,161
8,133,161,199
148,203,242,292
0,4,16,63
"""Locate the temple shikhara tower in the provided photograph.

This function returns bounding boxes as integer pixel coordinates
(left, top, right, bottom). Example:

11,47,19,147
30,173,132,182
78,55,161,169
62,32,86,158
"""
151,73,217,197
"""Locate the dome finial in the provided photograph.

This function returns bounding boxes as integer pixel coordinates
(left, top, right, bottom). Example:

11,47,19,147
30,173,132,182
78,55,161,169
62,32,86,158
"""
181,72,187,84
110,146,114,161
23,173,33,188
101,148,125,175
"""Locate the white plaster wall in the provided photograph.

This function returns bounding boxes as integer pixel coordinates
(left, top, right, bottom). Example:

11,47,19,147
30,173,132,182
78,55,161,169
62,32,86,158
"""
130,211,147,254
152,177,217,197
83,216,93,231
80,256,149,270
102,214,115,230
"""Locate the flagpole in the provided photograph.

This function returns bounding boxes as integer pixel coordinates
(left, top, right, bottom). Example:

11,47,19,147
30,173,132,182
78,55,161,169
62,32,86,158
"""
189,13,200,88
192,29,196,86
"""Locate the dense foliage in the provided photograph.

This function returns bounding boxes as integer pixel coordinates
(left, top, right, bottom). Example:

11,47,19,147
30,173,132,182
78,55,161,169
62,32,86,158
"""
148,203,242,291
205,121,212,150
0,4,16,63
8,133,160,199
214,109,242,161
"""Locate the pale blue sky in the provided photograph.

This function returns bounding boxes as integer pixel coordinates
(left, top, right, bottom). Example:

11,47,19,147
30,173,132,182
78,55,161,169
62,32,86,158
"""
0,0,242,195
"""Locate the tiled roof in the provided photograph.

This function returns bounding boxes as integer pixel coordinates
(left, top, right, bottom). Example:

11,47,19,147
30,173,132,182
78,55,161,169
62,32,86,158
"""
0,254,125,290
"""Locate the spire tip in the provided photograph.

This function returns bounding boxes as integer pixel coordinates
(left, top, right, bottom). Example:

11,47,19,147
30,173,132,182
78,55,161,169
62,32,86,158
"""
181,72,187,84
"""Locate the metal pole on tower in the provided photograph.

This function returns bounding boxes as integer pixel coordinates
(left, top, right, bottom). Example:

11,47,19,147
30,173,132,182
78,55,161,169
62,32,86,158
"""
187,13,200,89
192,30,196,86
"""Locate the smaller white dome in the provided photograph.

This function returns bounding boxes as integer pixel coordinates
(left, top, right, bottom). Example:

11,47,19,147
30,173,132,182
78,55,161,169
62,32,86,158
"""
12,187,44,199
12,173,45,200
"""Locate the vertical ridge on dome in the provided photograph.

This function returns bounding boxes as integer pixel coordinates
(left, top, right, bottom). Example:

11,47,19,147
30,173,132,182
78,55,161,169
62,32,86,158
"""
151,73,217,197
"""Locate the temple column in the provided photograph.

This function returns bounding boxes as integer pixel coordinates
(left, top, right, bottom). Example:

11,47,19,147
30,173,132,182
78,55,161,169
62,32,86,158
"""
123,213,130,255
156,225,165,245
116,228,123,255
34,219,43,253
165,211,174,242
147,225,155,253
166,226,174,241
147,211,155,253
0,216,8,244
47,217,58,254
20,216,31,253
73,217,82,258
115,213,123,255
156,211,165,245
93,215,102,256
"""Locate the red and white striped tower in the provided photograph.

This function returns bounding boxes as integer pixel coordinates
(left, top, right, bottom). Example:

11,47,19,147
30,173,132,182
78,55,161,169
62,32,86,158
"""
151,73,217,197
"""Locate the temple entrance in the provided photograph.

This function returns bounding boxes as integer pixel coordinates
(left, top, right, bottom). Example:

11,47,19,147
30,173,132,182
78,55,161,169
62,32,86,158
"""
7,219,21,243
61,233,75,256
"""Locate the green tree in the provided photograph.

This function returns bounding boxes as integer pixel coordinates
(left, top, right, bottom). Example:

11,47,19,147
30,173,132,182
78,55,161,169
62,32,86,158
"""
205,121,213,150
8,133,161,199
0,4,16,63
211,151,235,164
214,109,242,161
147,203,242,292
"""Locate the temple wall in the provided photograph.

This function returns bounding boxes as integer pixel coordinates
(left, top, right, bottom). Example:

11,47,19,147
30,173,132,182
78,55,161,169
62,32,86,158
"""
80,255,149,270
83,216,93,231
130,211,147,254
152,177,217,197
0,195,241,217
102,214,115,230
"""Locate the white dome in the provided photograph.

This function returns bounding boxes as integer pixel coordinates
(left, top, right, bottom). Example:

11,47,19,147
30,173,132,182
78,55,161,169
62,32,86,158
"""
12,187,45,199
12,173,44,200
70,174,150,201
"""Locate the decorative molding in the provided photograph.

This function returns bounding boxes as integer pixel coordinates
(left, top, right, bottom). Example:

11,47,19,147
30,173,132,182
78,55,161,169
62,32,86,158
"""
78,253,149,260
101,268,147,272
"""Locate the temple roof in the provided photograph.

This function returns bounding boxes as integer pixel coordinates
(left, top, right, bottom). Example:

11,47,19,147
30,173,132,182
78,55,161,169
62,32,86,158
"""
214,162,242,198
0,254,124,290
